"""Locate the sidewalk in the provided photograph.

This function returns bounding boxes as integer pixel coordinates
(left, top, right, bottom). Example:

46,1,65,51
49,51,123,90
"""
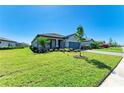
100,47,124,87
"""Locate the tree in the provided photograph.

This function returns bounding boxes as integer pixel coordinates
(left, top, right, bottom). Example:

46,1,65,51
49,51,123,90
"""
109,38,118,47
109,37,113,46
90,41,100,49
112,41,118,47
74,25,85,56
37,37,50,53
20,42,29,48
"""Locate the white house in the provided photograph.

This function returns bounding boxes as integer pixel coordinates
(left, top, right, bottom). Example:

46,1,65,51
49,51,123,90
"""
31,33,94,49
0,37,18,47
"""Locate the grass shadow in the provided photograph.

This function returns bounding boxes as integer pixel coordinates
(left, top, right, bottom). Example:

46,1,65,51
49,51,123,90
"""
85,59,112,70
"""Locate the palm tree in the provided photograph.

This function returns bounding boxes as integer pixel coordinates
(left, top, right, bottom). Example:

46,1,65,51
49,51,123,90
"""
37,37,50,53
75,25,85,56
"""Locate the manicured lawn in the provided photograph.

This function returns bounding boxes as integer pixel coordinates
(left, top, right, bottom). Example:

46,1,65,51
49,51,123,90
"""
0,48,122,87
94,47,123,53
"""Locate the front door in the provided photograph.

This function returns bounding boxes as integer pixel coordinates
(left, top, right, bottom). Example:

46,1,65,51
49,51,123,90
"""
58,40,64,48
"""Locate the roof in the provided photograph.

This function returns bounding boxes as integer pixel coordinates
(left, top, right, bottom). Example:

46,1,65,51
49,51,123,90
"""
32,33,94,43
0,37,17,43
64,34,75,38
38,33,65,38
31,33,65,43
83,38,94,42
65,34,93,42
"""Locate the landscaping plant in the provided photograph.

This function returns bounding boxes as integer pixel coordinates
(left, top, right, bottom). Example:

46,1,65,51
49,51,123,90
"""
74,25,86,58
36,37,50,53
109,37,119,47
90,41,100,49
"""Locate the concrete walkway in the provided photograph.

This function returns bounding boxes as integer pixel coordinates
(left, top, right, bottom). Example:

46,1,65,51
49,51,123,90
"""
100,47,124,87
85,50,124,57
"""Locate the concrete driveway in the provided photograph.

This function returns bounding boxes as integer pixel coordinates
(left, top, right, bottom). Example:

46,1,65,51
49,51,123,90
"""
100,47,124,87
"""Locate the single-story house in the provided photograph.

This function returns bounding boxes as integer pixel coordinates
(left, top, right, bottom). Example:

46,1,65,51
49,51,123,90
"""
31,33,94,49
0,37,18,47
81,38,94,47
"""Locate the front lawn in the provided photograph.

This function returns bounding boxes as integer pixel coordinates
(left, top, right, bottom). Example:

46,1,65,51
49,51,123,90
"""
0,48,122,87
94,47,123,53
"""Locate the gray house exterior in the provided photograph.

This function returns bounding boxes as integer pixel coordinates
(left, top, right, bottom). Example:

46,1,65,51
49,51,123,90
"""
31,33,93,49
0,37,18,47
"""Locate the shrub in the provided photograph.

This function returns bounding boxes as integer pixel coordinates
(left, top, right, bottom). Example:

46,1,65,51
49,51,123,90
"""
59,49,65,52
81,46,91,50
69,48,74,51
100,44,110,48
0,46,24,50
30,45,49,53
17,42,29,48
49,49,54,52
29,45,38,53
74,49,80,52
90,41,100,49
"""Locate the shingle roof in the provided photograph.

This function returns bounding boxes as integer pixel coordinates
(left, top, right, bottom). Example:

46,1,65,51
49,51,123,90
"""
38,33,65,38
32,33,94,43
83,38,94,42
64,34,75,38
0,37,17,43
65,33,93,41
38,33,93,41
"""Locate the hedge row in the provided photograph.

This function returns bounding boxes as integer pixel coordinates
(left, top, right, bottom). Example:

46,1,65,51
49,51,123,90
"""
0,46,24,50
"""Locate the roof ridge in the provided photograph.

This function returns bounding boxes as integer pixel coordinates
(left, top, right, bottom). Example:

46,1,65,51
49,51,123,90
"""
0,37,17,42
38,33,65,37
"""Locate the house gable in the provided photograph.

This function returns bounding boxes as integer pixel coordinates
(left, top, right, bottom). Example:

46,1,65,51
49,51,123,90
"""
64,34,80,48
65,34,79,42
81,39,94,46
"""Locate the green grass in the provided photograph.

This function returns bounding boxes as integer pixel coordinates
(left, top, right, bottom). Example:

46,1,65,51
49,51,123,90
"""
0,48,122,87
94,47,123,53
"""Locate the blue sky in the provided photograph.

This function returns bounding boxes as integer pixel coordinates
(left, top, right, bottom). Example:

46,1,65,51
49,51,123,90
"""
0,5,124,44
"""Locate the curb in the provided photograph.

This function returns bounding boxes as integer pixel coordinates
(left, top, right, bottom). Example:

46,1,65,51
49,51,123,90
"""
98,47,124,87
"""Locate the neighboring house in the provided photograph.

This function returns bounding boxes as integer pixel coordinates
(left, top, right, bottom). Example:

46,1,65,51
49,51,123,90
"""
31,33,93,49
0,37,18,47
81,38,94,47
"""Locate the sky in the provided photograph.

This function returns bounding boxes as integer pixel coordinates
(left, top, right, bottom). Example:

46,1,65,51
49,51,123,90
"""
0,5,124,45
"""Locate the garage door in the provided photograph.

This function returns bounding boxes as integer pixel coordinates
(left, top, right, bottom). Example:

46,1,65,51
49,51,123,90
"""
69,42,80,49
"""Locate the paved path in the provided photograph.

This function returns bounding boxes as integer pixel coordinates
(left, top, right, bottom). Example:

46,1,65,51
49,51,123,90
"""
85,50,124,57
100,47,124,87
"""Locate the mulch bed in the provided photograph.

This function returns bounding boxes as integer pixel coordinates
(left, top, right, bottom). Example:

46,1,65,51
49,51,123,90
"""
73,55,88,60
